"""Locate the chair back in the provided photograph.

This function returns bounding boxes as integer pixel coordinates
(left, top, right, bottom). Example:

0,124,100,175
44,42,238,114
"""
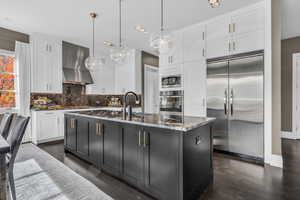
6,116,30,168
0,113,14,139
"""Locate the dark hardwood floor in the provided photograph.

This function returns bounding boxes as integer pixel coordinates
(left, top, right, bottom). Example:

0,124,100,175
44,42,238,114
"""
38,139,300,200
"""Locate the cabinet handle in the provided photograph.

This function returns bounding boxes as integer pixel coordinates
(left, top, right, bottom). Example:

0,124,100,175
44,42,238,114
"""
99,123,103,136
96,123,99,135
229,42,231,52
229,24,231,33
138,130,141,146
143,131,147,148
233,41,236,51
202,49,205,57
233,23,236,33
202,32,205,40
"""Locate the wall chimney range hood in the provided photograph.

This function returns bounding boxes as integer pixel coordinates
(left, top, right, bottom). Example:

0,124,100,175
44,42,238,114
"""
62,41,94,85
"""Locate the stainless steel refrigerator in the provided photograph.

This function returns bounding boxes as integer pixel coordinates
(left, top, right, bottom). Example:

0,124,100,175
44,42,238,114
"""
207,51,264,162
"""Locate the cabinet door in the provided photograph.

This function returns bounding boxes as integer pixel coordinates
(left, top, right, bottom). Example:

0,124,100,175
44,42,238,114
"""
232,30,264,54
48,41,63,93
183,24,205,62
159,54,169,67
168,31,183,65
76,117,89,157
231,6,264,37
102,121,121,176
231,5,265,54
114,52,135,94
37,112,60,141
31,38,48,92
57,112,64,137
206,17,231,59
89,119,103,167
184,61,207,117
143,128,180,200
86,65,115,95
122,124,143,187
65,116,77,151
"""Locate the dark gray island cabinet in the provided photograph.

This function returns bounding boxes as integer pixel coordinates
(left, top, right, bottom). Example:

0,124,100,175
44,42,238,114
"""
64,112,215,200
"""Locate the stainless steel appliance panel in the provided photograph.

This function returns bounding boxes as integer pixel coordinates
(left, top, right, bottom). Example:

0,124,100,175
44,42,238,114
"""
161,75,182,89
228,55,264,158
207,61,229,151
160,90,183,115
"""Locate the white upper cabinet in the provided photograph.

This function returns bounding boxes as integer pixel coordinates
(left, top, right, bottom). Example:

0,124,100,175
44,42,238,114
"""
184,61,206,117
230,5,265,54
183,24,206,62
159,31,183,67
231,6,265,36
206,2,265,58
86,61,115,95
115,49,142,94
31,34,63,93
206,17,231,59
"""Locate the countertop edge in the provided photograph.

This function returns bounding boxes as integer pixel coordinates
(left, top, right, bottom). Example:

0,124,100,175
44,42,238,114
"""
65,112,215,132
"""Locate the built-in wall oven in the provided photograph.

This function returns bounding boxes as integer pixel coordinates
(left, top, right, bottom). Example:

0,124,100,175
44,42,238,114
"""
160,90,184,116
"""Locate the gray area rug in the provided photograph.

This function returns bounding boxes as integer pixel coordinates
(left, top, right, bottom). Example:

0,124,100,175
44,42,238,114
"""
14,143,114,200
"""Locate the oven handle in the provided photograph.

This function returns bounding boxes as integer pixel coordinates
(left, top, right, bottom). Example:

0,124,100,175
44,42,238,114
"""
160,96,183,98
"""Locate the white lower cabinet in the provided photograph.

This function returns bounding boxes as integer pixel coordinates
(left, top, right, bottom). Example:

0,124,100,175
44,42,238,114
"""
183,61,207,117
31,110,64,144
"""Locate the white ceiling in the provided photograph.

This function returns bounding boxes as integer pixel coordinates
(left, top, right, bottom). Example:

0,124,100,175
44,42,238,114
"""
0,0,270,56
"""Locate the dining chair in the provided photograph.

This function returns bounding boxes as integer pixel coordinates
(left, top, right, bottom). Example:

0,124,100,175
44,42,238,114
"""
6,115,30,200
0,113,14,139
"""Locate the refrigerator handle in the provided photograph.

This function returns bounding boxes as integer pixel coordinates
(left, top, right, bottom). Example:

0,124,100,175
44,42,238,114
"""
224,89,228,115
230,89,234,116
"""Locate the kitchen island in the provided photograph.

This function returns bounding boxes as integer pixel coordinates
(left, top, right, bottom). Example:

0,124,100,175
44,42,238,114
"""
64,110,215,200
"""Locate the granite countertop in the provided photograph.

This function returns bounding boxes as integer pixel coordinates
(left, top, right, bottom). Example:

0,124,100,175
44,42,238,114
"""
66,110,215,132
31,106,142,112
31,106,98,111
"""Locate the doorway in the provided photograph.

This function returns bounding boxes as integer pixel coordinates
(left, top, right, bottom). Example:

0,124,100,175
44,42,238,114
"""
292,53,300,139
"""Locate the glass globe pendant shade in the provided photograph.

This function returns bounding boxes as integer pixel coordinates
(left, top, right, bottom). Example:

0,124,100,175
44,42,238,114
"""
85,56,106,71
110,45,131,64
150,31,174,54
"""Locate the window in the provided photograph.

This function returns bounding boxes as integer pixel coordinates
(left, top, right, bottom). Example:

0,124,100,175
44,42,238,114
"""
0,50,18,109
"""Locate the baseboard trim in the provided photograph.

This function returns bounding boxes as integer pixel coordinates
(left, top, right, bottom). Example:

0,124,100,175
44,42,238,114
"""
32,136,64,145
270,154,283,168
281,131,299,139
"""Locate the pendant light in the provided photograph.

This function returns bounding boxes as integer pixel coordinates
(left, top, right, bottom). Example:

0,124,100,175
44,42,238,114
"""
209,0,221,8
149,0,174,54
110,0,131,64
85,13,106,71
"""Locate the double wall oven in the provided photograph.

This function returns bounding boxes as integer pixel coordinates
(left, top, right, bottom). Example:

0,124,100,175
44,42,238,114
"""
159,74,184,116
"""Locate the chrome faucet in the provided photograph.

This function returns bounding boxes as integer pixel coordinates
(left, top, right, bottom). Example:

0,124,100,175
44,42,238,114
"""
123,91,139,120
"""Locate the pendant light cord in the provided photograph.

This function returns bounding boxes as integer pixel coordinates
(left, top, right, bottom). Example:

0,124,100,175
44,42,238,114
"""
92,16,95,56
161,0,164,32
119,0,122,47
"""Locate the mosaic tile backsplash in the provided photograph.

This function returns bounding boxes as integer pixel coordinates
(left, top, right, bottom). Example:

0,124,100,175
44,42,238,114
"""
31,83,140,108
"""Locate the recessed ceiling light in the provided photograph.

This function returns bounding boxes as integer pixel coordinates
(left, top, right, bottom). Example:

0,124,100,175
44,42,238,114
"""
135,25,148,34
103,41,114,47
